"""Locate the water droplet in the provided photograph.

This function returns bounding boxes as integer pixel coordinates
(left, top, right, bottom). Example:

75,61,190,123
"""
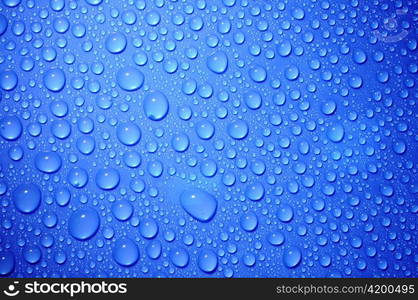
76,136,96,155
195,121,215,140
105,32,127,54
116,122,141,146
147,160,163,177
268,232,285,246
96,168,120,190
169,248,189,268
277,204,294,222
116,66,144,91
145,10,161,26
113,238,139,267
146,241,162,260
249,65,267,82
393,140,406,154
277,40,292,57
51,120,71,139
35,152,62,174
227,120,249,140
0,70,18,91
55,187,70,207
172,134,189,152
0,14,8,36
123,151,141,168
13,183,41,214
68,167,89,188
143,91,169,121
23,245,41,264
198,249,217,273
285,66,299,81
245,183,265,201
111,200,133,221
240,212,258,232
207,51,228,74
139,218,158,239
43,68,66,92
352,49,367,64
85,0,102,6
321,100,337,115
0,252,14,276
200,159,217,177
180,188,217,222
244,90,262,110
283,246,302,268
0,116,22,141
327,123,345,143
349,75,363,89
68,207,100,240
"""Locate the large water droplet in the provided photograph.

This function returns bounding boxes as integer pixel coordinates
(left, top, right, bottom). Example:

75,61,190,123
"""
277,40,292,57
146,241,162,260
353,49,367,64
285,66,299,81
245,182,265,201
43,68,66,92
111,200,133,221
321,100,337,115
116,66,144,91
96,167,120,190
0,116,22,141
195,121,215,140
0,69,18,91
85,0,102,6
51,120,71,139
143,91,169,121
0,252,14,276
283,246,302,268
55,187,71,207
23,245,41,264
0,14,8,36
35,152,62,174
76,136,95,155
169,248,189,268
393,140,406,154
249,65,267,82
180,188,217,222
277,204,294,222
139,218,159,239
198,249,218,273
105,32,127,54
113,238,139,267
68,167,89,188
228,120,249,140
145,10,161,26
240,212,258,232
68,207,100,240
207,51,228,74
13,183,41,214
200,159,217,177
116,122,141,146
349,75,363,89
268,232,285,246
244,90,262,110
327,123,345,143
171,134,189,152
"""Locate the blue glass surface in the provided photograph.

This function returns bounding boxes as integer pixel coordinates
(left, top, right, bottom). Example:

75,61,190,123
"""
0,0,417,278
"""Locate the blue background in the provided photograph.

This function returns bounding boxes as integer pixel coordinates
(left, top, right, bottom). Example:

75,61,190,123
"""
0,0,417,277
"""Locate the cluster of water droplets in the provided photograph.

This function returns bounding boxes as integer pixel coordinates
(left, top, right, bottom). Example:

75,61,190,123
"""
0,0,416,277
